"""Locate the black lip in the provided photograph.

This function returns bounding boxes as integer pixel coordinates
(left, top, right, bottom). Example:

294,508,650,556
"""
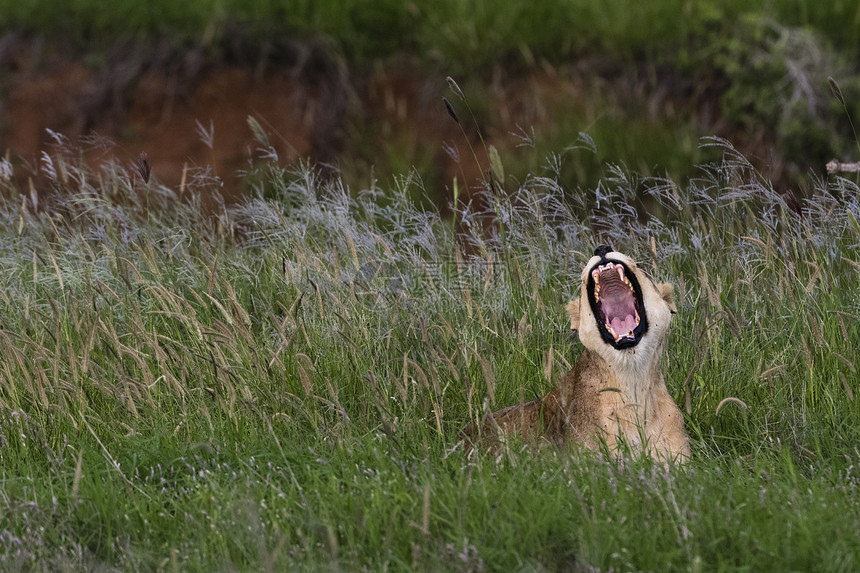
586,256,649,349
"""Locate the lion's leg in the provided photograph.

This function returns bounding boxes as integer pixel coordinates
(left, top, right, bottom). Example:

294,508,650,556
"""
491,399,549,436
648,389,692,462
461,398,550,447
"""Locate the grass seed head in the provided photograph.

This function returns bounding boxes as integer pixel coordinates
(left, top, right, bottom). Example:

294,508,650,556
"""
829,76,846,106
443,97,460,124
446,76,465,100
137,152,151,183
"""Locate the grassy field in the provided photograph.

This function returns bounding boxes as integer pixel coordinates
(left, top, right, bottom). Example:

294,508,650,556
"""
0,126,859,570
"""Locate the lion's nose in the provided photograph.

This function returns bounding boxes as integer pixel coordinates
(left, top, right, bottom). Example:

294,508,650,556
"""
594,245,614,257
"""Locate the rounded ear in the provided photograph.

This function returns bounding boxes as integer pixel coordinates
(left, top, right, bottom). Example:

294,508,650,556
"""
566,299,581,330
658,283,678,314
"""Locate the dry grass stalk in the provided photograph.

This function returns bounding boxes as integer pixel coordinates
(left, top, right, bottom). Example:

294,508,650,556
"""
543,345,554,383
462,285,473,319
832,311,850,341
136,152,151,183
799,335,814,373
296,354,315,393
71,452,84,499
325,378,349,422
804,262,822,293
47,250,64,292
204,292,234,327
118,256,144,281
269,327,297,369
314,280,324,317
33,363,49,407
833,352,856,373
333,247,340,282
517,313,531,348
442,97,460,124
715,396,748,415
346,231,359,270
825,160,860,173
760,364,786,380
841,373,854,400
806,310,827,349
445,76,465,100
397,354,411,405
223,280,252,338
474,303,489,333
472,349,495,404
404,357,430,391
842,256,860,273
482,251,494,295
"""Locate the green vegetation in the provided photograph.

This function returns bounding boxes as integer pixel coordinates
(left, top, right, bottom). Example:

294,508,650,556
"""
2,3,860,567
4,0,860,67
0,126,859,569
3,0,860,191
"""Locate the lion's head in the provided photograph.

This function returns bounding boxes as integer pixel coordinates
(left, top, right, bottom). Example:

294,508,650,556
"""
566,246,677,371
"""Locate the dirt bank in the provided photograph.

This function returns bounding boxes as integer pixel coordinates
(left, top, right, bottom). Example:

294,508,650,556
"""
0,34,803,201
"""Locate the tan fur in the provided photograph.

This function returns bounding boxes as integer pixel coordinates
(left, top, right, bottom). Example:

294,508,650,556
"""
461,251,690,463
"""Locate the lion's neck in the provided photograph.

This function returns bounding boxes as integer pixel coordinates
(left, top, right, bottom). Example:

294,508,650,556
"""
588,344,666,413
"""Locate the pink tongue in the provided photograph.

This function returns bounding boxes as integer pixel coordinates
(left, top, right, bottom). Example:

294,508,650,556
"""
600,279,637,337
598,269,637,338
610,314,637,336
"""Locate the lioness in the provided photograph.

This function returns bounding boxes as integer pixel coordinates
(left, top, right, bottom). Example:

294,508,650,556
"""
462,246,690,463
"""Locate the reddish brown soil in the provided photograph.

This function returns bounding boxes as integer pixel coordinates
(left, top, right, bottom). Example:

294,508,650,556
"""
126,68,314,185
6,62,477,194
0,40,754,201
5,64,315,191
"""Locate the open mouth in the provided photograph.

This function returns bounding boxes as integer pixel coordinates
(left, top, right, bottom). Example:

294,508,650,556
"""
586,259,649,349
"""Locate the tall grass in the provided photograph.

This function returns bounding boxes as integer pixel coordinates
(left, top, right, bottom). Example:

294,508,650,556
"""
0,130,859,570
